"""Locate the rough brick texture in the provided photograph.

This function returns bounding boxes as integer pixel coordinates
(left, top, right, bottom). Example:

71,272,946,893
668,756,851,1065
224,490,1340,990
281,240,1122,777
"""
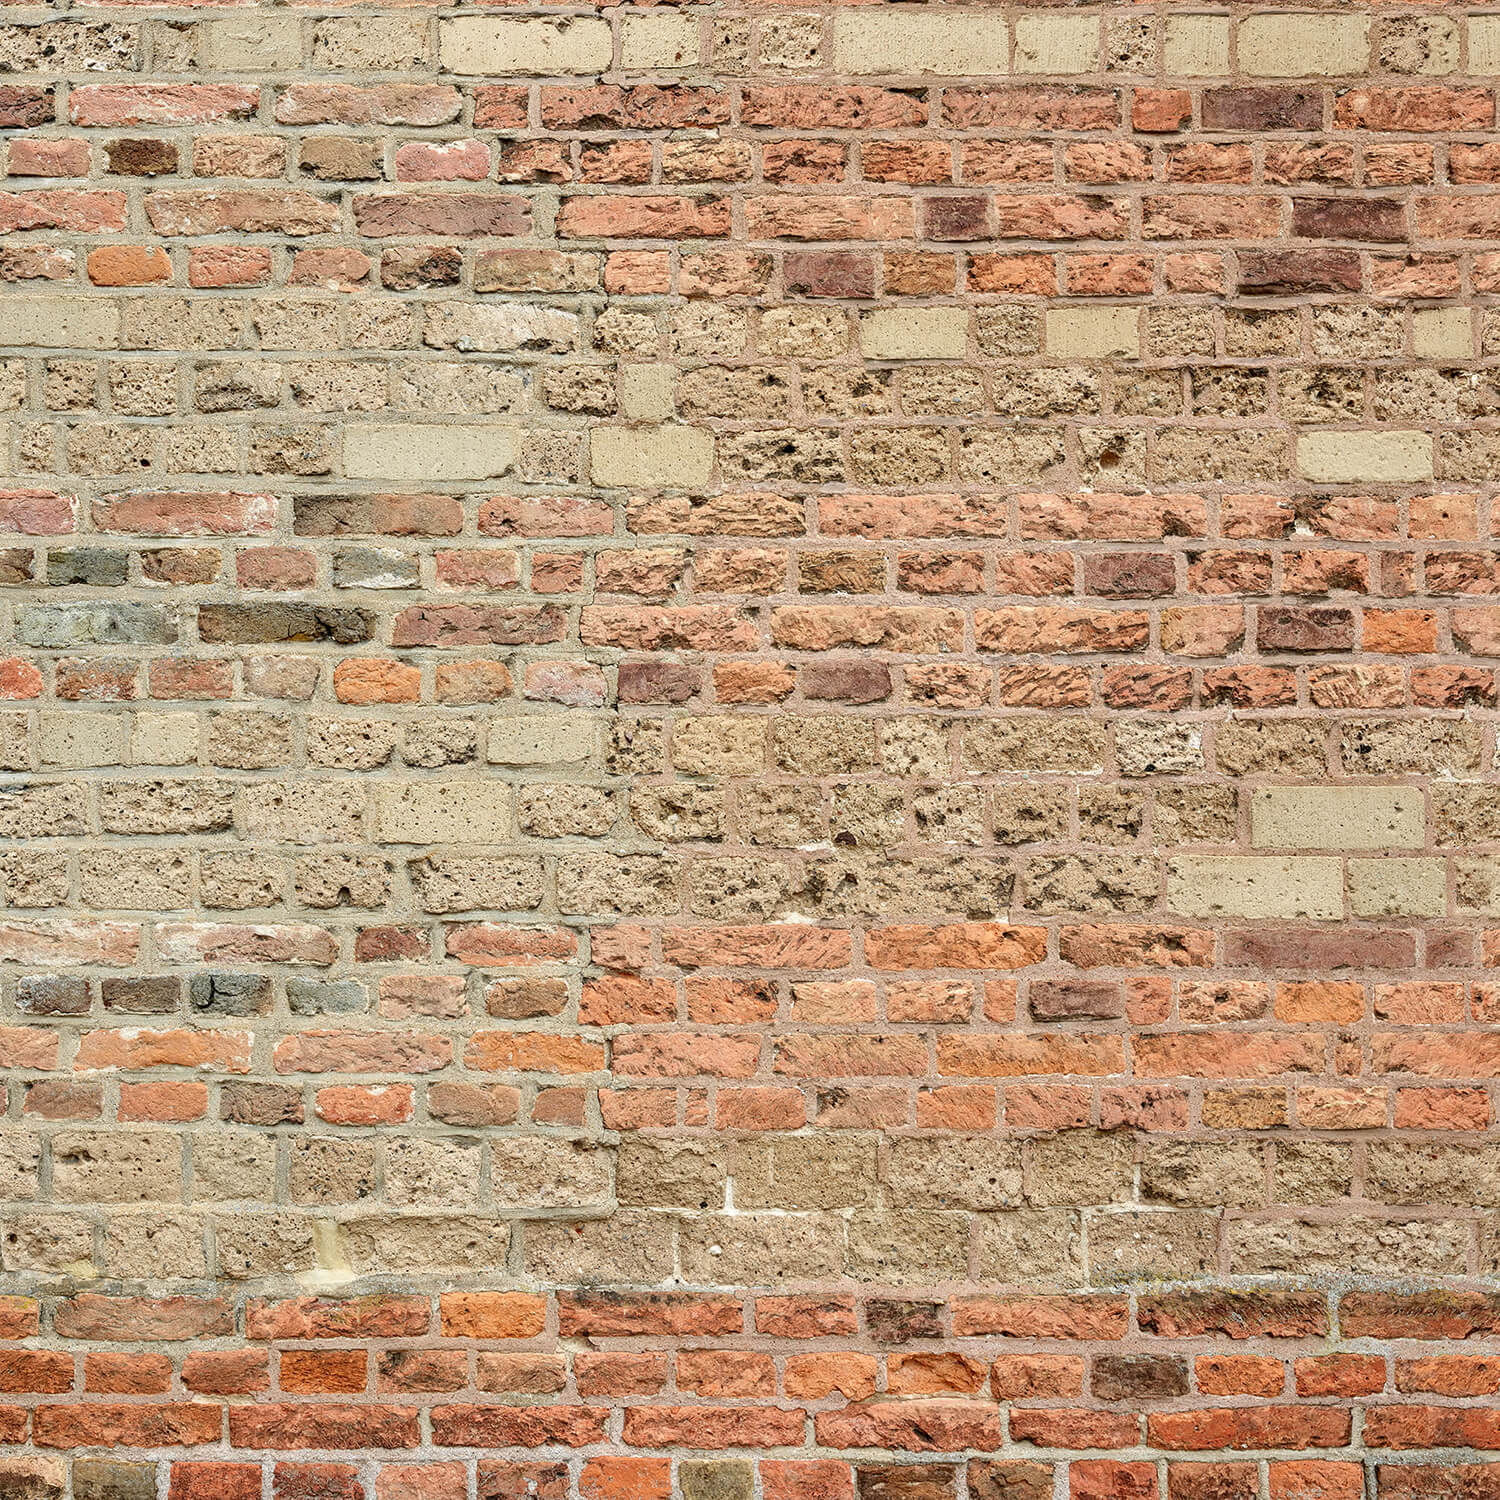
3,2,1500,1497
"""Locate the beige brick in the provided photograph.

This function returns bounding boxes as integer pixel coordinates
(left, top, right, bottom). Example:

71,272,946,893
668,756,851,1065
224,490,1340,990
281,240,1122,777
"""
1413,306,1472,361
591,425,714,488
344,425,517,482
438,16,613,76
1470,16,1500,74
487,716,599,766
202,17,303,70
1164,15,1231,75
40,712,128,769
1296,431,1433,484
833,10,1009,76
0,297,118,350
621,13,700,70
376,782,514,844
131,713,199,767
1046,306,1140,360
620,364,675,421
1250,786,1424,850
860,308,969,361
1167,856,1343,919
1014,14,1099,74
1238,13,1370,76
1348,858,1446,918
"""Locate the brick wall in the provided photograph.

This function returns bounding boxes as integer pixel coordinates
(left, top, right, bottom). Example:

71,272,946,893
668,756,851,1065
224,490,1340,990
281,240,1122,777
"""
2,2,1500,1498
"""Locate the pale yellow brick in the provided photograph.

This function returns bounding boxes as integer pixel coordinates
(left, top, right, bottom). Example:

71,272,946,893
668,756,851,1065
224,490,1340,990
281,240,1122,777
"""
1348,858,1446,918
1250,786,1424,850
343,425,517,482
859,308,969,361
202,17,303,70
1014,14,1099,74
620,364,676,421
833,10,1009,76
1296,431,1433,484
377,782,514,844
1413,306,1473,361
591,425,714,488
1470,16,1500,74
1167,856,1343,920
1046,306,1140,360
438,16,613,76
1238,13,1370,77
1164,15,1231,76
621,13,701,69
0,297,118,350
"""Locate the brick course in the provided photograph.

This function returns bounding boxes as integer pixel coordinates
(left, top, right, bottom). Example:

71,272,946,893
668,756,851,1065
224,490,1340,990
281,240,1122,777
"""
2,2,1500,1497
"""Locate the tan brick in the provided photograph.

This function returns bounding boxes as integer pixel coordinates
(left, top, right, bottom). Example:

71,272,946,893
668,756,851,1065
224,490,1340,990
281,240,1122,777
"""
1046,307,1140,359
202,17,303,70
860,308,969,361
620,13,700,70
376,782,515,844
1167,856,1343,919
1348,858,1446,918
1238,13,1370,76
1014,14,1099,74
1164,15,1231,75
1470,16,1500,74
591,425,714,488
1250,787,1424,850
833,10,1009,76
1413,306,1472,361
344,425,517,482
438,16,613,75
0,297,118,350
1296,431,1433,484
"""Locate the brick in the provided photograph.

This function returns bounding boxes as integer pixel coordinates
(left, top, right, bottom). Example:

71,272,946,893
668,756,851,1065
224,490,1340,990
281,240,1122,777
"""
343,426,517,483
1237,15,1370,77
1297,432,1433,483
439,18,612,76
833,13,1009,76
1249,787,1424,850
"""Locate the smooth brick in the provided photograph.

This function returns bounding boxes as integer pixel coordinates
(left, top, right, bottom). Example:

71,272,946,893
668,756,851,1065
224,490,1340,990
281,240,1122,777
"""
833,11,1009,76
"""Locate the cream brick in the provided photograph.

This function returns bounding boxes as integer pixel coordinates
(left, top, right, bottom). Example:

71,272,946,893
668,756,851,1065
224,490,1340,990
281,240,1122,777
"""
834,10,1009,76
1014,14,1099,74
1238,13,1370,77
488,716,599,766
1470,16,1500,74
131,713,199,767
621,13,701,70
620,364,676,421
1413,306,1473,361
343,425,517,482
1046,307,1140,360
1164,15,1231,75
1250,786,1424,850
1167,856,1343,920
591,425,714,488
40,712,127,769
860,308,969,361
202,17,303,71
438,16,613,76
376,782,514,844
0,298,118,351
1297,431,1433,484
1348,858,1446,918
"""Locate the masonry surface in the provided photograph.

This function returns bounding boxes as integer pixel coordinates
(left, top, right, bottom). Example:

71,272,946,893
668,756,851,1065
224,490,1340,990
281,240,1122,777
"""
1,1,1500,1497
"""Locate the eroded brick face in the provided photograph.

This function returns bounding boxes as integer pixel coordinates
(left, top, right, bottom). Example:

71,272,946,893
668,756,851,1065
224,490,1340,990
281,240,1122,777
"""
1,2,1499,1497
